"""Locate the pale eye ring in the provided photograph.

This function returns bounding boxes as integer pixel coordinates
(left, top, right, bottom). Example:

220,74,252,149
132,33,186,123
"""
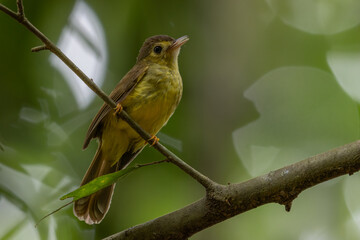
153,46,162,54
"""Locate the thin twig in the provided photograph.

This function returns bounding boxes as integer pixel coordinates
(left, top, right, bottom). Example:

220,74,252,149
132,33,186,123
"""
0,1,216,190
154,144,216,189
136,159,170,168
0,3,18,19
16,0,24,19
31,45,48,52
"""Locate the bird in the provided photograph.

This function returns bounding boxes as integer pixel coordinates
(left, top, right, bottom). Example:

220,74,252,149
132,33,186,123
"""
73,35,188,224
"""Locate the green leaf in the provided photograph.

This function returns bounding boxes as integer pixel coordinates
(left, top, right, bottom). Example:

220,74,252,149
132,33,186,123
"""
60,166,139,201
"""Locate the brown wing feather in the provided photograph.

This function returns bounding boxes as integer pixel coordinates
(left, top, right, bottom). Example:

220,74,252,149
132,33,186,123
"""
83,62,148,149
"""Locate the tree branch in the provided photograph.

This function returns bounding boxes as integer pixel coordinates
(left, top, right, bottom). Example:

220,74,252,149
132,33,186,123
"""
103,140,360,240
0,1,216,190
2,2,360,240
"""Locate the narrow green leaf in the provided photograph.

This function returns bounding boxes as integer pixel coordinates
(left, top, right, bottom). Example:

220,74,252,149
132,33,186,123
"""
61,166,139,201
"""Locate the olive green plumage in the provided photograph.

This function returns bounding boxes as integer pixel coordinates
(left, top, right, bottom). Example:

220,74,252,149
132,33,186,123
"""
74,35,188,224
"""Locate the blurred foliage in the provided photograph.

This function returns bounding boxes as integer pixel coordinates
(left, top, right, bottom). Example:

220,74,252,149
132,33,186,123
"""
0,0,360,239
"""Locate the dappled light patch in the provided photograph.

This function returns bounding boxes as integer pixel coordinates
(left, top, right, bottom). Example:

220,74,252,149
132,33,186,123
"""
266,0,360,35
50,0,108,110
327,50,360,103
233,67,359,176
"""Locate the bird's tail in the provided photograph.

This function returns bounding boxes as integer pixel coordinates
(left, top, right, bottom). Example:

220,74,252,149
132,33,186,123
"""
73,146,119,225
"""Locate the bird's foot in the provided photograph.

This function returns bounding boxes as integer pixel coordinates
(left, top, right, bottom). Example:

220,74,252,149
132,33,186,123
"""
148,135,159,146
113,103,123,118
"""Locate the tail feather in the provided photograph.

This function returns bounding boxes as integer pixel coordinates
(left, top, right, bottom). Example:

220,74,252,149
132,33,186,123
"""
74,145,145,224
73,146,119,225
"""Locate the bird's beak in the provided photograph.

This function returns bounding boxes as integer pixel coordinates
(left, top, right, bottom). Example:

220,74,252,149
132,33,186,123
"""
168,35,189,51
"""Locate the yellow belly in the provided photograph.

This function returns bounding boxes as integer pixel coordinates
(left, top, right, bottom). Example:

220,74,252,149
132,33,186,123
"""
101,66,182,166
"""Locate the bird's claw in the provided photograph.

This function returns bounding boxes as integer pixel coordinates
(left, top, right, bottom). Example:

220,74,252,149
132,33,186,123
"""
113,103,123,117
148,135,159,146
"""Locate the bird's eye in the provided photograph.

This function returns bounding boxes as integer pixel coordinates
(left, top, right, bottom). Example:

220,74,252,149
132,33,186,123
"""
153,46,162,54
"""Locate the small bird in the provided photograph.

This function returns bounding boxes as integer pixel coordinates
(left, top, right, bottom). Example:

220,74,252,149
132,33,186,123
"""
73,35,188,224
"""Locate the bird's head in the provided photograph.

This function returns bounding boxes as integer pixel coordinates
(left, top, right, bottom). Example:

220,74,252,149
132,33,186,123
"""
137,35,189,68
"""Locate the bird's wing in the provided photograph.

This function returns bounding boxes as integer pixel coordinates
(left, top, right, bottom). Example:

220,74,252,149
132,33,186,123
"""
83,63,149,149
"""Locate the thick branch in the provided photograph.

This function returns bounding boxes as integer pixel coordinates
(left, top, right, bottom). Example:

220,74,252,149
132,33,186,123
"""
0,1,215,190
104,140,360,240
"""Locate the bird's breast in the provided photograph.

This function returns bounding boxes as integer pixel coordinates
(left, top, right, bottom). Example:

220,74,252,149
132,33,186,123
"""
122,65,183,135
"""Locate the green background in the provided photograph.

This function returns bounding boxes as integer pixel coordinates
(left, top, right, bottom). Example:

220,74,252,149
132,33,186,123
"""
1,0,360,239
